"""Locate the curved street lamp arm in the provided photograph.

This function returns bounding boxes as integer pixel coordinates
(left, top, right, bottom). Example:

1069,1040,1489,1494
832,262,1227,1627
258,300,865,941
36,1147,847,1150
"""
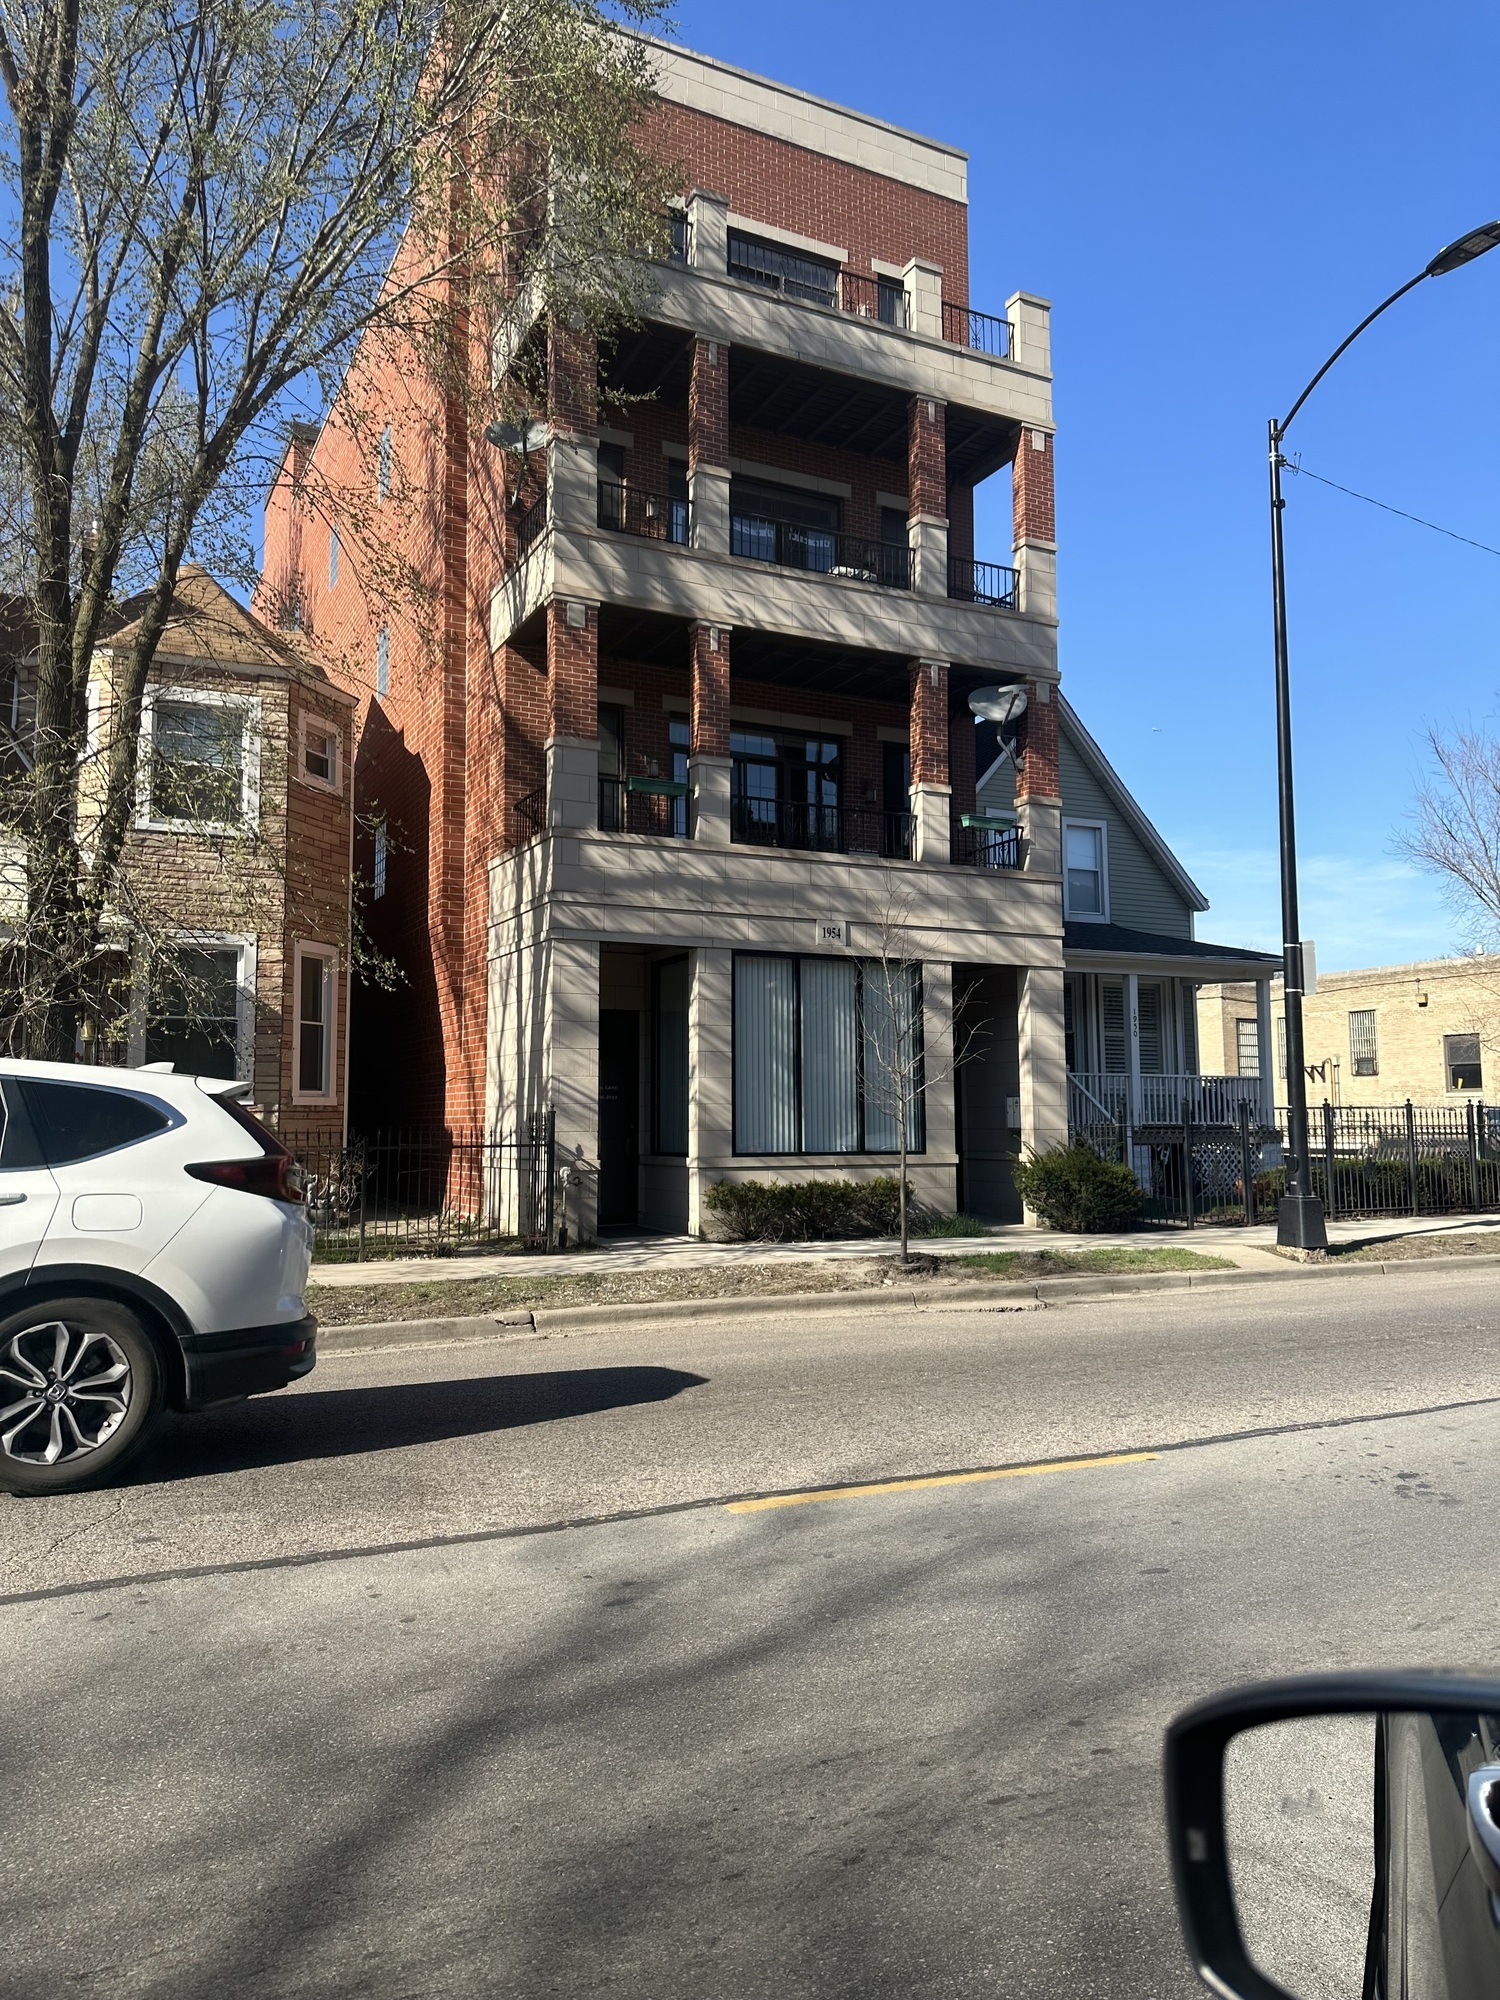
1275,270,1429,440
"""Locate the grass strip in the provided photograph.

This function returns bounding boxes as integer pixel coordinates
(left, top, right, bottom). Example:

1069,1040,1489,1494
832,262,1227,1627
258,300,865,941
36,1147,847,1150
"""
952,1246,1235,1277
1333,1230,1500,1263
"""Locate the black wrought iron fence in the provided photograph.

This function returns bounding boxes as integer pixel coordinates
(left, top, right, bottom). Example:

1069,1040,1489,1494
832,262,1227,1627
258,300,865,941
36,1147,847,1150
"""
287,1114,556,1262
947,556,1018,608
1069,1097,1500,1228
514,494,547,562
941,302,1013,356
596,481,690,544
729,514,912,588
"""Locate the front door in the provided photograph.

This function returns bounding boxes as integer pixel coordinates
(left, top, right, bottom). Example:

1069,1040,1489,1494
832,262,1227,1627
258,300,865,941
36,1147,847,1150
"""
598,1011,640,1228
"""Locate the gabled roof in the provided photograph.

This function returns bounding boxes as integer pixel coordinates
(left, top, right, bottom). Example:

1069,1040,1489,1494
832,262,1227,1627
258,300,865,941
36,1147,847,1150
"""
101,565,353,702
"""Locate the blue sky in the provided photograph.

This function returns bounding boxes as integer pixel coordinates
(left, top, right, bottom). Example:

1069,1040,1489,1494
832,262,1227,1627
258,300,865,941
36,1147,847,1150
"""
669,0,1500,969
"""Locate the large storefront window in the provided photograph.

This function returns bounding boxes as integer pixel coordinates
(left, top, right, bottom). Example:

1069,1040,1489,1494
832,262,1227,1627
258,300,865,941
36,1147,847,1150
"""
732,953,924,1156
652,957,690,1154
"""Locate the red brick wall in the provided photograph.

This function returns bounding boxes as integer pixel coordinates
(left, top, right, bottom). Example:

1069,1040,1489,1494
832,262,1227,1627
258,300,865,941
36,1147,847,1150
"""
689,337,728,471
548,322,598,435
1016,686,1060,803
910,659,948,788
907,396,946,519
690,620,729,757
547,599,598,739
1013,426,1055,545
645,100,969,304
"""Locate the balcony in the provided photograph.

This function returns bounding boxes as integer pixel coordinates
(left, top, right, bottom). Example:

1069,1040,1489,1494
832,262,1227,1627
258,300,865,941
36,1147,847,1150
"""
950,816,1022,871
947,557,1017,610
597,482,690,546
731,797,914,859
1069,1071,1268,1132
599,776,687,838
729,515,911,591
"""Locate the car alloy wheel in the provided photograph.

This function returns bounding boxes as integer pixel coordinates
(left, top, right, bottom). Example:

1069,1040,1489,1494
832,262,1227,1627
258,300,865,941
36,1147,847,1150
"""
0,1319,133,1467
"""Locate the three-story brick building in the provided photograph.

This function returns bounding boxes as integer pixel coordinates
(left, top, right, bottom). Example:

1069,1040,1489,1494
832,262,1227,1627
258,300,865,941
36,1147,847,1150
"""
261,41,1104,1232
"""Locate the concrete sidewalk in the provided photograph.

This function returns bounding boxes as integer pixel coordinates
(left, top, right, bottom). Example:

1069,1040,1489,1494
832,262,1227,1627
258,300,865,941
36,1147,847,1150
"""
307,1209,1500,1289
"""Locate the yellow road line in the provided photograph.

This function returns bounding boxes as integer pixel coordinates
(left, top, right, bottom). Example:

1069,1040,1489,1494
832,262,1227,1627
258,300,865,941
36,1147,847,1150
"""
725,1450,1160,1513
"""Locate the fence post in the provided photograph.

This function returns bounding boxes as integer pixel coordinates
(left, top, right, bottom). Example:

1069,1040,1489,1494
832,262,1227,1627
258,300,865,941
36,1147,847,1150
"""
544,1105,557,1249
1238,1098,1255,1227
1322,1101,1337,1222
1181,1097,1194,1228
357,1136,368,1262
1469,1099,1482,1212
1404,1099,1420,1215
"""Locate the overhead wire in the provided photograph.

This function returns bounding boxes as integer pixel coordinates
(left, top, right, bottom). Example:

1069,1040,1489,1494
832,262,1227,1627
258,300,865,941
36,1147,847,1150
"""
1285,458,1500,560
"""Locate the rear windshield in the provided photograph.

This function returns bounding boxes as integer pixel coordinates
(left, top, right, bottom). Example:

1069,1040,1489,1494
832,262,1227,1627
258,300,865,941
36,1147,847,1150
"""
21,1079,172,1166
208,1090,291,1159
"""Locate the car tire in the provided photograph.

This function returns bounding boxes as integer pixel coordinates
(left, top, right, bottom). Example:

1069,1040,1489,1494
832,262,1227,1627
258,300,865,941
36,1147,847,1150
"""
0,1296,165,1496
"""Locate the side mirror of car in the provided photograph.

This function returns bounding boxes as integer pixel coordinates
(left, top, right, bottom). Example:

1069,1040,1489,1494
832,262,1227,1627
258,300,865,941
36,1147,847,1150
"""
1164,1671,1500,2000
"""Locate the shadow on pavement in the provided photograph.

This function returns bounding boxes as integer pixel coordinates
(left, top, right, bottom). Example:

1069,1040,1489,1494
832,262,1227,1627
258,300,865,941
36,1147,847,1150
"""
126,1365,708,1483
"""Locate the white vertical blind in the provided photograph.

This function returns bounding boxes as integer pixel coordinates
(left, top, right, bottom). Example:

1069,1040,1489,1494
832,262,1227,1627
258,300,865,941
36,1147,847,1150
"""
1137,982,1164,1074
734,956,799,1152
862,962,922,1153
800,958,859,1150
1102,981,1127,1074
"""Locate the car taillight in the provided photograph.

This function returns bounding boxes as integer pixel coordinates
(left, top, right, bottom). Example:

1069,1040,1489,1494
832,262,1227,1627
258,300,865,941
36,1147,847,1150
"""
186,1155,307,1203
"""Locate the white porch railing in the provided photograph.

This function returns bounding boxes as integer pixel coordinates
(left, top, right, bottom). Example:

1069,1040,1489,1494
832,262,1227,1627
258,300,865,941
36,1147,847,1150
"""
1069,1072,1267,1129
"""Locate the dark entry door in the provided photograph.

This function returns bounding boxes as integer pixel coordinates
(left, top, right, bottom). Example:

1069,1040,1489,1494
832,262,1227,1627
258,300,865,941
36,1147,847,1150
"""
598,1010,640,1228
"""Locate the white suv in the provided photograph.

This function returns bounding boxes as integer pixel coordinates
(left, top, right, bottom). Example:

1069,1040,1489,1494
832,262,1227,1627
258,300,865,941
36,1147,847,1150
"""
0,1059,316,1495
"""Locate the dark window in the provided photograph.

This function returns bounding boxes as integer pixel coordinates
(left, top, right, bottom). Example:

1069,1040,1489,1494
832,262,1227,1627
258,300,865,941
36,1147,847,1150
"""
0,1081,46,1169
1348,1009,1378,1077
1446,1034,1483,1091
22,1080,170,1166
148,948,242,1078
597,442,625,486
726,230,837,308
880,506,909,549
150,698,246,824
877,276,905,326
667,211,688,264
652,957,689,1155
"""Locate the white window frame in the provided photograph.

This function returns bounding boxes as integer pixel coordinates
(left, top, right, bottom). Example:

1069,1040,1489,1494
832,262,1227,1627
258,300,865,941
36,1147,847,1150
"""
328,524,339,590
292,941,339,1104
377,424,392,501
136,685,261,834
372,820,388,899
375,626,389,699
297,710,342,794
1062,817,1110,923
127,933,257,1080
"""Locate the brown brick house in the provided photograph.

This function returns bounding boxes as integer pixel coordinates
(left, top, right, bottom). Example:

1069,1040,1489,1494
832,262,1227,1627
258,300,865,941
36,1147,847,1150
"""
0,568,356,1142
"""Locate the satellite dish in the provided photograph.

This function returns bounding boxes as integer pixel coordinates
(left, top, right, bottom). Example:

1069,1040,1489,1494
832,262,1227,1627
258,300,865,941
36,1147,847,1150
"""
482,418,547,454
968,684,1028,725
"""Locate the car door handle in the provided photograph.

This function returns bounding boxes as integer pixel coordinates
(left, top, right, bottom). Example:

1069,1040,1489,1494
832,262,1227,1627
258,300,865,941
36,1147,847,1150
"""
0,1192,26,1206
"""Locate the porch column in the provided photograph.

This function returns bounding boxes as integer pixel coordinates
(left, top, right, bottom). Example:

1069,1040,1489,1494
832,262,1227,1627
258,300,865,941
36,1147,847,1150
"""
1126,971,1142,1124
907,393,948,599
1011,409,1057,622
1018,963,1068,1224
687,946,733,1236
909,657,950,863
1014,677,1061,876
688,334,730,554
690,619,731,844
1256,977,1274,1126
545,597,599,830
547,935,601,1245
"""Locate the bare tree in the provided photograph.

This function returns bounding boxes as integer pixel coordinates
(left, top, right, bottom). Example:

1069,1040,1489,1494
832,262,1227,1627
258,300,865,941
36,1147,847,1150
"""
1399,720,1500,1047
862,874,987,1264
0,0,676,1055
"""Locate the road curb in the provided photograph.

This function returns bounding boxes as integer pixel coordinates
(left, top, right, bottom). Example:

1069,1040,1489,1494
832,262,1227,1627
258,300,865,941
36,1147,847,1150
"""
312,1249,1500,1354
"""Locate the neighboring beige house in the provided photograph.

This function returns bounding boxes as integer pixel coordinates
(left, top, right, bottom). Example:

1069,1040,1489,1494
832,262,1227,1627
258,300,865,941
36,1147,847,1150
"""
1199,957,1496,1107
3,569,356,1147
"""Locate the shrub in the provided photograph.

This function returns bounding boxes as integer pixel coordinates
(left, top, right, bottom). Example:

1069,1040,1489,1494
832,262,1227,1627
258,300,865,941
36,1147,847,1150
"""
703,1175,906,1242
1010,1143,1145,1233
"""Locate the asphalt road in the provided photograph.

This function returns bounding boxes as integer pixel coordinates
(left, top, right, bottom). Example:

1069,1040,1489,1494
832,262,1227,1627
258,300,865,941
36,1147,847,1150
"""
2,1265,1498,1998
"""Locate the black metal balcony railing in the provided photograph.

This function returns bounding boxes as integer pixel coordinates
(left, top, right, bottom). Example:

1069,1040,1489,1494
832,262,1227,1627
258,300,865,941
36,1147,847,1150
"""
941,302,1013,358
598,777,687,838
950,818,1023,870
667,210,689,265
596,482,690,545
727,233,837,308
947,556,1018,608
514,495,547,562
729,515,912,590
731,798,914,858
512,787,545,840
838,269,908,328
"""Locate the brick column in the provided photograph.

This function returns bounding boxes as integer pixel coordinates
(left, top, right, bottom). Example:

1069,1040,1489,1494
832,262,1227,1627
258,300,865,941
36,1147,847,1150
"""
907,395,948,598
1012,424,1057,620
689,336,730,552
690,618,731,844
545,597,599,830
909,657,950,863
1015,679,1060,876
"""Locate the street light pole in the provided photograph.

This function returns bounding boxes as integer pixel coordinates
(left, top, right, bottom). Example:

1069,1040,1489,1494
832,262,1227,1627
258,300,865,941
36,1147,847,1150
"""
1267,218,1500,1251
